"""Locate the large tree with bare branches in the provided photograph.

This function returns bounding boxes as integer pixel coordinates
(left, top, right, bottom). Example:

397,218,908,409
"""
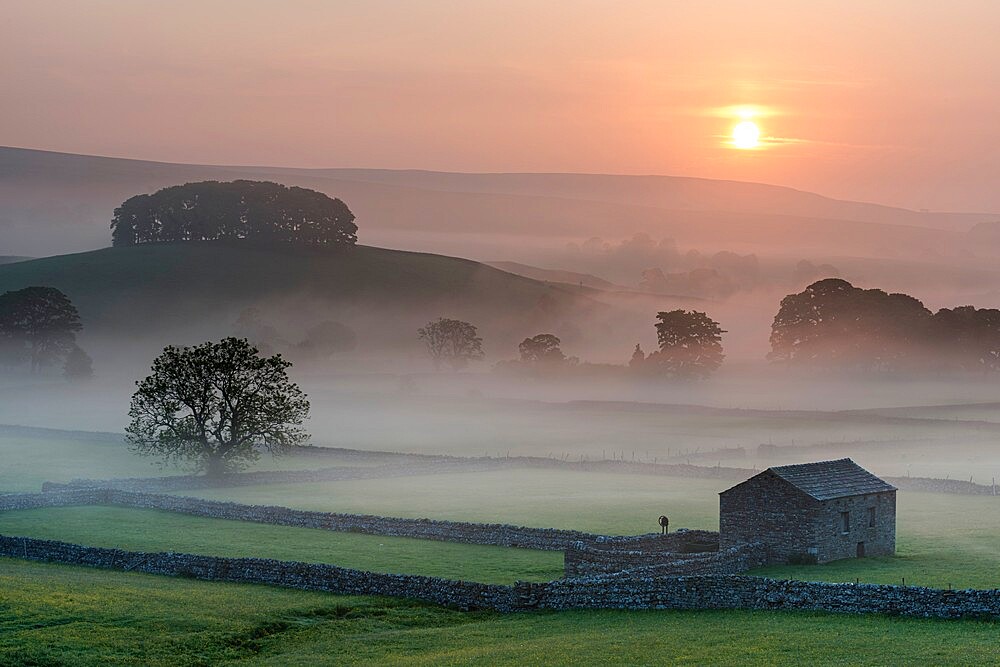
125,337,310,476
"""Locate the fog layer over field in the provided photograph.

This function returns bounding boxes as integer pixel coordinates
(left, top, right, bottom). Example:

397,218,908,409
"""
3,365,1000,482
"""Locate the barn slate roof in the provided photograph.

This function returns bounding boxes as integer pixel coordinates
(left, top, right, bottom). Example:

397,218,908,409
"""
766,458,896,501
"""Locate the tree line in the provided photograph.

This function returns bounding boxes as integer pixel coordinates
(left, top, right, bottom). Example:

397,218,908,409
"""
111,180,358,247
418,278,1000,378
770,278,1000,373
418,311,724,378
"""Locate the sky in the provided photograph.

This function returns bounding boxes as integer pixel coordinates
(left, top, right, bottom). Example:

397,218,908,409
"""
3,0,999,212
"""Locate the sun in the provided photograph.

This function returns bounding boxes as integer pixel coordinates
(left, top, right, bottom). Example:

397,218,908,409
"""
732,120,760,149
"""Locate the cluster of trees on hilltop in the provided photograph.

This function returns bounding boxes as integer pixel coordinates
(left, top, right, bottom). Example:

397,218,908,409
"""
111,180,357,247
770,278,1000,373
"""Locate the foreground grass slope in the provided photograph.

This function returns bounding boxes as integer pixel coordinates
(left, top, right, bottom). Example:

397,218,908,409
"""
2,558,998,666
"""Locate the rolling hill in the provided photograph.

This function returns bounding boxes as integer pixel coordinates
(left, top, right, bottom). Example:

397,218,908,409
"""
3,147,995,261
0,242,613,360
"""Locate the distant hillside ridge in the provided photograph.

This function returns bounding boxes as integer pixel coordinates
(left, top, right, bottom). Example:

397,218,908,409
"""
0,241,604,355
2,146,995,258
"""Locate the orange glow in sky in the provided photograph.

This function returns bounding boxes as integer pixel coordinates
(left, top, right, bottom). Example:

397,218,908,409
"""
2,1,1000,211
732,121,761,149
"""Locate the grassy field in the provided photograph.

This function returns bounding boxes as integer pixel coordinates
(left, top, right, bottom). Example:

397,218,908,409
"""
2,558,999,666
181,469,727,535
0,506,562,584
0,428,395,493
184,469,1000,590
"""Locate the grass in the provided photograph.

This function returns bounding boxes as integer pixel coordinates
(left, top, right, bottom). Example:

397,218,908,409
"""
2,558,1000,666
0,506,562,584
181,469,729,535
0,427,395,493
184,469,1000,590
0,242,583,341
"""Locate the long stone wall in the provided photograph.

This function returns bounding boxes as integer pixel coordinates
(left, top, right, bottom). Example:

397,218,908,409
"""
3,532,1000,620
0,489,605,552
40,460,507,493
0,534,518,611
43,454,1000,498
534,572,1000,619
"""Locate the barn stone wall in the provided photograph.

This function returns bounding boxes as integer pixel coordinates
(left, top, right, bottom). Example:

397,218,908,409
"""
719,471,821,563
815,491,896,562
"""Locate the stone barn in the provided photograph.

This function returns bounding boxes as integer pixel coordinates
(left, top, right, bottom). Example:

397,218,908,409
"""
719,458,896,564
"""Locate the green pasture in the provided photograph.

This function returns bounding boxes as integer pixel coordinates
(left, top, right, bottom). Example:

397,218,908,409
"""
2,558,999,666
0,430,393,493
0,506,561,585
185,469,1000,590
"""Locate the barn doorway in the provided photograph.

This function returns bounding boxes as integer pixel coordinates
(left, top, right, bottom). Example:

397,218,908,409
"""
857,542,866,558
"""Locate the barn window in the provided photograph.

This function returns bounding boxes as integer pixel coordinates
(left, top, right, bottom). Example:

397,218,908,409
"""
840,511,850,533
868,507,876,527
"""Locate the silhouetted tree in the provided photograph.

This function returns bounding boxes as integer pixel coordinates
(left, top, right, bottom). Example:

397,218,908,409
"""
0,286,82,372
629,343,646,368
125,338,310,477
63,345,94,381
518,334,566,364
417,318,484,370
111,180,357,247
769,279,932,370
645,310,725,378
929,306,1000,373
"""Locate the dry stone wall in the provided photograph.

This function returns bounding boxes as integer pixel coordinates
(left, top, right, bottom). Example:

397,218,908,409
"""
534,572,1000,619
41,461,505,493
2,490,603,551
0,534,517,611
565,540,766,577
3,531,1000,620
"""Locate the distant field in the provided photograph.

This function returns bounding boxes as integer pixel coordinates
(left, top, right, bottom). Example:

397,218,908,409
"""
0,429,394,493
185,469,1000,590
181,469,728,535
2,558,999,666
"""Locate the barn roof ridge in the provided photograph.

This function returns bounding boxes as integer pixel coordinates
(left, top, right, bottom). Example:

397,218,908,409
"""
764,458,896,501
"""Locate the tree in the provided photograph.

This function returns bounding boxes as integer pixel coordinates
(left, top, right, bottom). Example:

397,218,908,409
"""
125,338,310,477
0,286,82,372
929,306,1000,373
63,345,94,381
417,318,484,370
629,343,645,368
769,279,932,370
111,180,357,247
518,334,566,364
645,310,725,378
